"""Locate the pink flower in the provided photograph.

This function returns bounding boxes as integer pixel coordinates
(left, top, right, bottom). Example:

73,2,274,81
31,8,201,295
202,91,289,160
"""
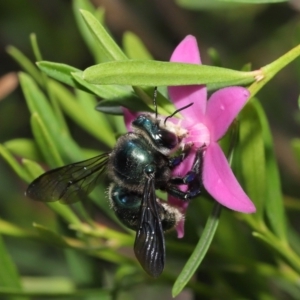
123,35,256,238
168,35,256,237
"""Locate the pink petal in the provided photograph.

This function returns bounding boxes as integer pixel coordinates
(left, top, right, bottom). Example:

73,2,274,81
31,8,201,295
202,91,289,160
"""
170,35,202,65
176,219,185,239
168,86,207,122
203,142,256,213
122,107,139,131
205,87,249,141
168,35,207,121
168,195,189,238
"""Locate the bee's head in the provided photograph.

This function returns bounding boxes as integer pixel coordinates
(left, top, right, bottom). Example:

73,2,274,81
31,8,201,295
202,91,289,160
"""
132,114,183,155
132,88,193,155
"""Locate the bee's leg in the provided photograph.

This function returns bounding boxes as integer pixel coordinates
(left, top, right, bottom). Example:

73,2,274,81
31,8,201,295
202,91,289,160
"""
186,146,205,197
169,172,196,185
166,181,203,200
168,142,193,169
167,147,205,201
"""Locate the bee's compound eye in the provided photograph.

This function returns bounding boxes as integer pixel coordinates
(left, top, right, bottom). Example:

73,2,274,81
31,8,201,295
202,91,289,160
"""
158,129,178,149
111,186,141,208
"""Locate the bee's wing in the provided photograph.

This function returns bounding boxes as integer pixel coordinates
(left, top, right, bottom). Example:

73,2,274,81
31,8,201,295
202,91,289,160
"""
134,176,165,278
26,153,110,204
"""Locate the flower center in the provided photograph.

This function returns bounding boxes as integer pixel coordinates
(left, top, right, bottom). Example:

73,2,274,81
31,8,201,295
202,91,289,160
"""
185,122,210,148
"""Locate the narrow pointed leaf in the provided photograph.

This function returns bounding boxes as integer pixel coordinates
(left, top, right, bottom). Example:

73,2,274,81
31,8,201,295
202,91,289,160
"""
238,100,266,221
249,44,300,98
73,0,104,63
37,61,136,102
0,144,30,182
6,46,42,85
123,32,152,60
219,0,287,3
80,10,127,61
83,60,256,86
254,100,287,241
0,286,111,299
19,72,85,163
30,33,43,62
0,151,81,225
49,81,116,147
19,73,63,141
33,223,69,247
0,218,36,239
95,98,151,114
172,203,222,297
0,235,22,290
4,139,42,161
30,113,63,167
36,62,86,89
71,71,134,99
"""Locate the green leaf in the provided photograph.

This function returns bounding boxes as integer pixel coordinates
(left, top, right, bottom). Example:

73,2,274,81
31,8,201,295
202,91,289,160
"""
19,72,63,142
22,158,45,180
123,32,152,60
0,281,111,299
71,223,133,246
0,218,36,239
291,138,300,168
37,62,138,104
93,85,174,116
19,72,85,163
4,138,42,161
28,37,68,133
206,80,250,92
6,46,42,85
30,33,43,62
176,0,236,9
30,113,63,167
73,0,104,63
207,47,222,67
49,81,116,148
71,71,134,99
0,144,30,182
33,223,69,247
95,98,151,115
249,44,300,98
219,0,287,2
22,276,75,295
176,0,286,9
0,234,22,290
36,62,85,90
83,60,256,86
238,101,266,222
172,203,222,297
0,151,76,225
255,100,287,241
80,9,127,61
64,249,97,287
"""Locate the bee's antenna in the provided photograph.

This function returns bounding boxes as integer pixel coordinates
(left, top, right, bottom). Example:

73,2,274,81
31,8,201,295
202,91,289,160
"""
153,87,158,119
164,102,194,125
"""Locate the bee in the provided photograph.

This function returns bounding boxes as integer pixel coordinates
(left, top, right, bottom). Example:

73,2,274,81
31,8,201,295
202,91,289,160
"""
26,93,204,278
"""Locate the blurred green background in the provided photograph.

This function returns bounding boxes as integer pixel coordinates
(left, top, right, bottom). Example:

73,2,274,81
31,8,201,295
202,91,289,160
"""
0,0,300,299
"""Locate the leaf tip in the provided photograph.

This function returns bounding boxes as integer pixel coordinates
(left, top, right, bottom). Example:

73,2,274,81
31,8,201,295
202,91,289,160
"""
171,285,180,298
